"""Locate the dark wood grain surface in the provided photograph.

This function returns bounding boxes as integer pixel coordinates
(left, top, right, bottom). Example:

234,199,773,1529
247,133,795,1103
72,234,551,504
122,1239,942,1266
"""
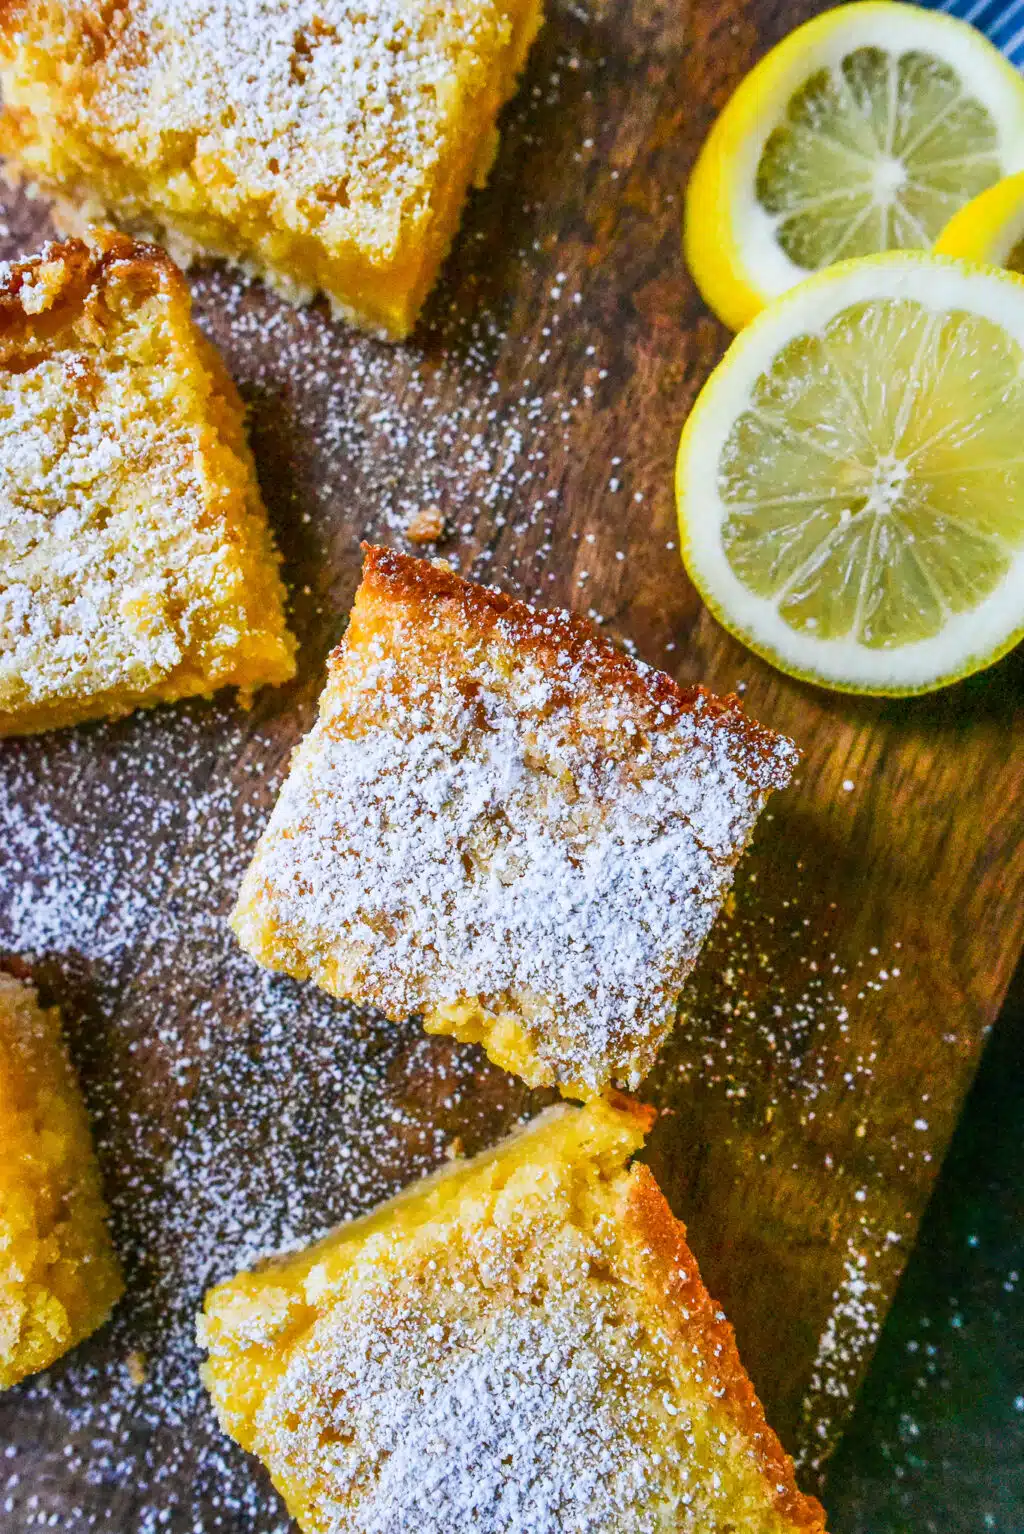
2,1,1023,1528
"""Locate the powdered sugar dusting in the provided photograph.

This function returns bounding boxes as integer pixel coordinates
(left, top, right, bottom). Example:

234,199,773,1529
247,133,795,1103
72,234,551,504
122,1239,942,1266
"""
202,1124,798,1533
235,558,797,1094
798,1227,905,1475
6,0,543,332
92,0,509,247
0,237,293,726
266,1295,666,1533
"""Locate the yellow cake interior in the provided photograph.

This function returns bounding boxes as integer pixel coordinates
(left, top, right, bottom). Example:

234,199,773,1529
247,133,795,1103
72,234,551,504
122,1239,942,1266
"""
0,973,123,1390
231,545,796,1098
0,0,545,338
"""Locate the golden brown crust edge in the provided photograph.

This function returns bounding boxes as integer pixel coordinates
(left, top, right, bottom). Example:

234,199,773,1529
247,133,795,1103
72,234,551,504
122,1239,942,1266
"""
603,1089,658,1140
623,1164,828,1532
0,229,189,349
0,0,31,36
352,544,798,787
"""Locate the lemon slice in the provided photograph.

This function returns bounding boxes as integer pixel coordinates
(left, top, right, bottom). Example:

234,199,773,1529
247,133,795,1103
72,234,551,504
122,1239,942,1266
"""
685,2,1024,332
935,169,1024,271
675,252,1024,695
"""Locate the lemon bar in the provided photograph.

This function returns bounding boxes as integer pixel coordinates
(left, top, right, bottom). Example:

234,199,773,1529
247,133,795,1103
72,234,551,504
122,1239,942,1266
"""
232,546,797,1097
200,1096,826,1533
0,231,296,737
0,972,123,1390
0,0,545,340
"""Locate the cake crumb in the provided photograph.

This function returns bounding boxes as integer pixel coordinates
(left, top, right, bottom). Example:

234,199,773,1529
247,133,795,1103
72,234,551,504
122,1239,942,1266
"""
405,504,447,544
125,1349,148,1388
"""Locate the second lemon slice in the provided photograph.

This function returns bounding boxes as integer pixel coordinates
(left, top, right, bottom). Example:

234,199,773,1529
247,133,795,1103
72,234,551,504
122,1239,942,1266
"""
685,2,1024,331
676,253,1024,695
935,170,1024,271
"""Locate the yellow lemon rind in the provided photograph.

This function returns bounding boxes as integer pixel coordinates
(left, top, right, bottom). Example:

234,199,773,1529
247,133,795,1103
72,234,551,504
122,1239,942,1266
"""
935,169,1024,268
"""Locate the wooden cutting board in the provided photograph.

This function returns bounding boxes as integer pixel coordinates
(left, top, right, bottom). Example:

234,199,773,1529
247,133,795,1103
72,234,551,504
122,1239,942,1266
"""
2,1,1023,1527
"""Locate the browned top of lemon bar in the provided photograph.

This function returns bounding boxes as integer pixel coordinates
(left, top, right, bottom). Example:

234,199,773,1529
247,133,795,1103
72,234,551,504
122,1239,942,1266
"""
358,543,794,791
0,231,185,346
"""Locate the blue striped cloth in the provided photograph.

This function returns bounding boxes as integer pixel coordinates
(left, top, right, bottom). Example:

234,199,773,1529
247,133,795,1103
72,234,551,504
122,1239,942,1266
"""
926,0,1024,69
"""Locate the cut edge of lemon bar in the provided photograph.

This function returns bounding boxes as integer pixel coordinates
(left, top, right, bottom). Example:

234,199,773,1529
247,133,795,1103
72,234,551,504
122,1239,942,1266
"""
0,0,545,340
199,1095,827,1533
0,971,123,1391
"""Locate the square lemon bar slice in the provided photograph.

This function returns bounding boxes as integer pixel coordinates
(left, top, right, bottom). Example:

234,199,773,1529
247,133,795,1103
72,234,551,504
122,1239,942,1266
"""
232,546,797,1097
0,0,545,339
200,1097,826,1533
0,972,123,1389
0,231,296,736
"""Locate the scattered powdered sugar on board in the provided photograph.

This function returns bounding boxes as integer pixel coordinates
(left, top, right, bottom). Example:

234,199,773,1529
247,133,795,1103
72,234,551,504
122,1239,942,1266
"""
0,701,535,1532
644,841,916,1469
0,17,650,1527
0,630,918,1520
0,1,954,1520
797,1225,905,1475
190,257,590,588
667,860,902,1105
